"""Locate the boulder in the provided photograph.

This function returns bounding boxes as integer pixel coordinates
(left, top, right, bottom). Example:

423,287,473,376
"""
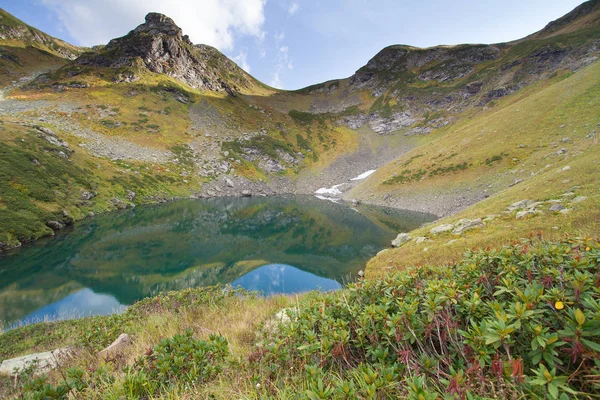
391,233,411,247
81,191,96,200
508,199,531,211
98,333,132,359
430,224,454,234
225,178,234,188
111,197,128,209
0,348,71,376
414,236,429,244
241,190,252,197
46,220,64,231
126,190,136,202
452,218,483,235
549,204,565,212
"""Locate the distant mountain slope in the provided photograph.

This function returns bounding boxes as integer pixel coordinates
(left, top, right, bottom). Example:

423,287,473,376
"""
0,8,85,86
0,8,83,59
527,0,600,40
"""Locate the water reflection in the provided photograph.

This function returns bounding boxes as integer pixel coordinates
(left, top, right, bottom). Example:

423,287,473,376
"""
232,263,341,294
0,196,435,325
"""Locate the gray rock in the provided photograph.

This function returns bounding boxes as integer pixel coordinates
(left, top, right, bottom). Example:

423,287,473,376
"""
508,199,531,211
430,224,454,234
81,191,95,200
414,236,429,244
0,348,72,376
111,197,128,209
241,190,252,197
226,178,234,188
46,220,64,231
516,210,535,219
452,218,483,235
391,233,411,247
571,196,588,204
483,215,497,222
549,204,565,212
126,190,136,202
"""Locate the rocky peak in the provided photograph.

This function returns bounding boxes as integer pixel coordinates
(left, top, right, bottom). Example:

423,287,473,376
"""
77,12,254,95
132,13,185,39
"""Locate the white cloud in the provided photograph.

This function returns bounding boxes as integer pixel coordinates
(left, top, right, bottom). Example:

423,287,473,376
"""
270,43,292,89
274,31,285,43
232,50,251,73
40,0,267,50
288,2,299,15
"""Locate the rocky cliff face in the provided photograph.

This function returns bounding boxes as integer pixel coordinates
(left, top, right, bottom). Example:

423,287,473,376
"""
77,13,254,95
0,9,82,60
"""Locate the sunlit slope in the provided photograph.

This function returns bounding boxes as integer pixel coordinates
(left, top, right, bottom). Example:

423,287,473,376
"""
362,60,600,275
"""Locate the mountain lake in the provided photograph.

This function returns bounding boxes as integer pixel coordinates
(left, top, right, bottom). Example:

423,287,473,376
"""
0,196,435,327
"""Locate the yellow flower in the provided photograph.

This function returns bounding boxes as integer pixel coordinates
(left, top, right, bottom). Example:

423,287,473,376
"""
555,301,565,310
586,247,591,251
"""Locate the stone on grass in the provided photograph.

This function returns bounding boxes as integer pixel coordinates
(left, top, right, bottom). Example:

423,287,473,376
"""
0,348,72,376
516,210,536,219
414,236,429,244
452,218,483,235
549,204,565,212
571,196,588,204
430,224,454,235
391,233,411,247
508,200,531,211
98,333,132,360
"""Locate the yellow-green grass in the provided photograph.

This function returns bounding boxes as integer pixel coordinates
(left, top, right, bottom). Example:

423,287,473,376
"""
0,287,294,399
0,45,67,86
363,62,600,276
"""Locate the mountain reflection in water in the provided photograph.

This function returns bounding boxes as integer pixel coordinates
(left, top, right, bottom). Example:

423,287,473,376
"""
0,195,435,326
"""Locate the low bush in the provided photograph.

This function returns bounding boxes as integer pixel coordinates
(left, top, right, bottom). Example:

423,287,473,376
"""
252,237,600,399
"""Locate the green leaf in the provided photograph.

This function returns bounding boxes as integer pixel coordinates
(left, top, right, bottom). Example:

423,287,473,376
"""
581,338,600,352
574,309,586,326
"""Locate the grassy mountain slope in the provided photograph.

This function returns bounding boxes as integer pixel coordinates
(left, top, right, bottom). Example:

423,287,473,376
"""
361,60,600,275
0,8,84,86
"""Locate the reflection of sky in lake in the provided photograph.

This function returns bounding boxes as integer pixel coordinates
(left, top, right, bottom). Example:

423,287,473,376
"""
15,288,126,327
232,263,341,294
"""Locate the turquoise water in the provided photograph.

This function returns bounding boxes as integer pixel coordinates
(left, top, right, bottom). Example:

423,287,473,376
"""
0,196,435,326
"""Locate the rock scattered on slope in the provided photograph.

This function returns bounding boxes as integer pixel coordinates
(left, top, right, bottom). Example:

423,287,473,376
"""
391,233,411,247
430,224,454,234
452,218,483,235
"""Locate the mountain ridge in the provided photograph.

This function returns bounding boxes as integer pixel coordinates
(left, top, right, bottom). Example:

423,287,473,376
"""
0,2,599,252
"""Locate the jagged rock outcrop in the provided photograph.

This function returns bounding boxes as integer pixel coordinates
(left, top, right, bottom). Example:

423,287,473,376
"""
76,13,253,95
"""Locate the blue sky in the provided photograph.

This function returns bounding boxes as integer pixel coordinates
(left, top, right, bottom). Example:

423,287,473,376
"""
0,0,586,90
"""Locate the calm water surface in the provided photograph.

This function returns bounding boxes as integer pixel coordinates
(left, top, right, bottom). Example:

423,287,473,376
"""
0,196,435,326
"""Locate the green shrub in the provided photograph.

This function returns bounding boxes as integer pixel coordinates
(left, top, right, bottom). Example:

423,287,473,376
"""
252,237,600,399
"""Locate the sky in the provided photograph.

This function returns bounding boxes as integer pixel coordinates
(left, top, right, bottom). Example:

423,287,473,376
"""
0,0,586,90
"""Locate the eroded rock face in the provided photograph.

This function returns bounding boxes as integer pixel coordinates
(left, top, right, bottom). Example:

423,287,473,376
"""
77,13,251,95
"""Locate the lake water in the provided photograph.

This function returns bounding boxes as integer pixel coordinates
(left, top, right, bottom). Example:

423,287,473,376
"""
0,196,435,326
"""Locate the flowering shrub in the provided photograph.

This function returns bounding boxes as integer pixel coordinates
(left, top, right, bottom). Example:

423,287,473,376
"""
253,237,600,399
